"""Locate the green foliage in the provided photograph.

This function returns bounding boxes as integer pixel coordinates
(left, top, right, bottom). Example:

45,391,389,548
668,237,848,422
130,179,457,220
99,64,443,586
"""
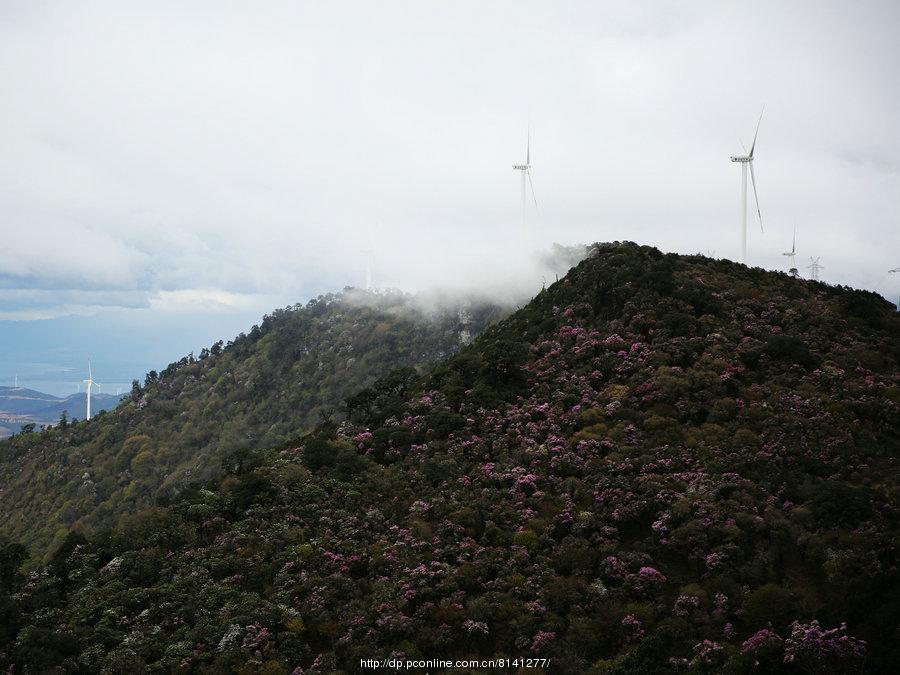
301,435,371,479
0,536,26,592
741,583,800,634
762,334,820,370
805,481,875,527
0,290,504,554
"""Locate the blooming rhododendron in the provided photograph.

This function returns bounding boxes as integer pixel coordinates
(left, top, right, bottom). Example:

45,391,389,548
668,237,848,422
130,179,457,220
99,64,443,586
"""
783,620,866,667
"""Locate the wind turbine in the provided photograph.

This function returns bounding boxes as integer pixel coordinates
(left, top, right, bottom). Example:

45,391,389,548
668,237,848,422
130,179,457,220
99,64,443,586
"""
83,360,101,421
360,226,376,291
730,108,765,263
512,125,539,228
782,226,798,276
360,247,373,291
890,268,900,311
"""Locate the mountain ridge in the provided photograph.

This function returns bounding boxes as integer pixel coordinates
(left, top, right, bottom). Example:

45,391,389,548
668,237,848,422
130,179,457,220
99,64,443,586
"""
1,243,898,672
0,288,510,554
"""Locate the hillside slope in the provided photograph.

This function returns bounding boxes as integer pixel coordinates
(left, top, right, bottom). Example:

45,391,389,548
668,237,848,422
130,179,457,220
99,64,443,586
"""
1,243,898,673
0,290,505,554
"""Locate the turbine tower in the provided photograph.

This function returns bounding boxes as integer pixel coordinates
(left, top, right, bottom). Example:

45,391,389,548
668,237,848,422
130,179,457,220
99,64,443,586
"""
360,247,372,291
782,226,798,276
730,108,764,263
83,360,101,421
891,268,900,311
360,226,375,291
512,125,538,228
807,257,824,281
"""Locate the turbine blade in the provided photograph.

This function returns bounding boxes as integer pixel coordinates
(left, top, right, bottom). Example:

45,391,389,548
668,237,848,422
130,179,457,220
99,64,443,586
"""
527,169,539,214
749,161,762,232
792,226,796,254
749,106,764,158
526,125,530,166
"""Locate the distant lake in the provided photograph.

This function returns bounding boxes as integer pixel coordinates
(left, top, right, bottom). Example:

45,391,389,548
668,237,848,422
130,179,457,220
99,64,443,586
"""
0,358,137,398
0,307,270,398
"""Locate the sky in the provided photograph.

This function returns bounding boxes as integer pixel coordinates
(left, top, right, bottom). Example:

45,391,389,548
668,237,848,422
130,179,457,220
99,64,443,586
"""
1,1,899,394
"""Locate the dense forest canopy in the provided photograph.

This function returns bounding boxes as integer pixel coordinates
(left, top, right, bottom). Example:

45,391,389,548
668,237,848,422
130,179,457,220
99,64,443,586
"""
0,289,506,556
0,243,897,673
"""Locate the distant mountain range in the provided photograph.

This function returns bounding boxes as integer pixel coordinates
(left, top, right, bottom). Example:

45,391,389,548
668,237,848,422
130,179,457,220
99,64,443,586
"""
0,385,123,437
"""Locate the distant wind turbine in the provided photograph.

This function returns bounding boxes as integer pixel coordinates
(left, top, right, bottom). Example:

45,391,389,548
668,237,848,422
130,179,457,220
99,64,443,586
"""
360,247,373,291
782,226,798,276
360,226,376,291
83,360,101,420
512,125,539,228
890,268,900,311
730,108,765,263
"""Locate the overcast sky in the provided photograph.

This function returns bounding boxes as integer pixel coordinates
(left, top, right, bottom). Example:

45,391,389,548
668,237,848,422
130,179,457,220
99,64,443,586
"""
1,1,899,390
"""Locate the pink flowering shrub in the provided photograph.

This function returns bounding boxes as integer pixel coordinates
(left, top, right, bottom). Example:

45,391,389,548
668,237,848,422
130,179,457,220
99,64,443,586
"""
621,615,644,643
626,566,667,596
783,620,866,669
690,640,724,668
741,628,782,653
672,594,701,617
530,630,557,653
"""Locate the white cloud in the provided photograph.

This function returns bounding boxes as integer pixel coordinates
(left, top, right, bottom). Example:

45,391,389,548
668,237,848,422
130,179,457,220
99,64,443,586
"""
0,220,149,288
0,306,108,321
0,0,897,315
147,289,280,314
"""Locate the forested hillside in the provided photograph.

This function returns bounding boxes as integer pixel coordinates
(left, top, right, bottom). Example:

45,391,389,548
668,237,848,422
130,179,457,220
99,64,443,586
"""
1,243,898,673
0,290,505,555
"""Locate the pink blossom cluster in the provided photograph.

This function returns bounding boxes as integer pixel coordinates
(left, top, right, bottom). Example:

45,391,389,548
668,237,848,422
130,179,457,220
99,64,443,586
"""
783,620,866,666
